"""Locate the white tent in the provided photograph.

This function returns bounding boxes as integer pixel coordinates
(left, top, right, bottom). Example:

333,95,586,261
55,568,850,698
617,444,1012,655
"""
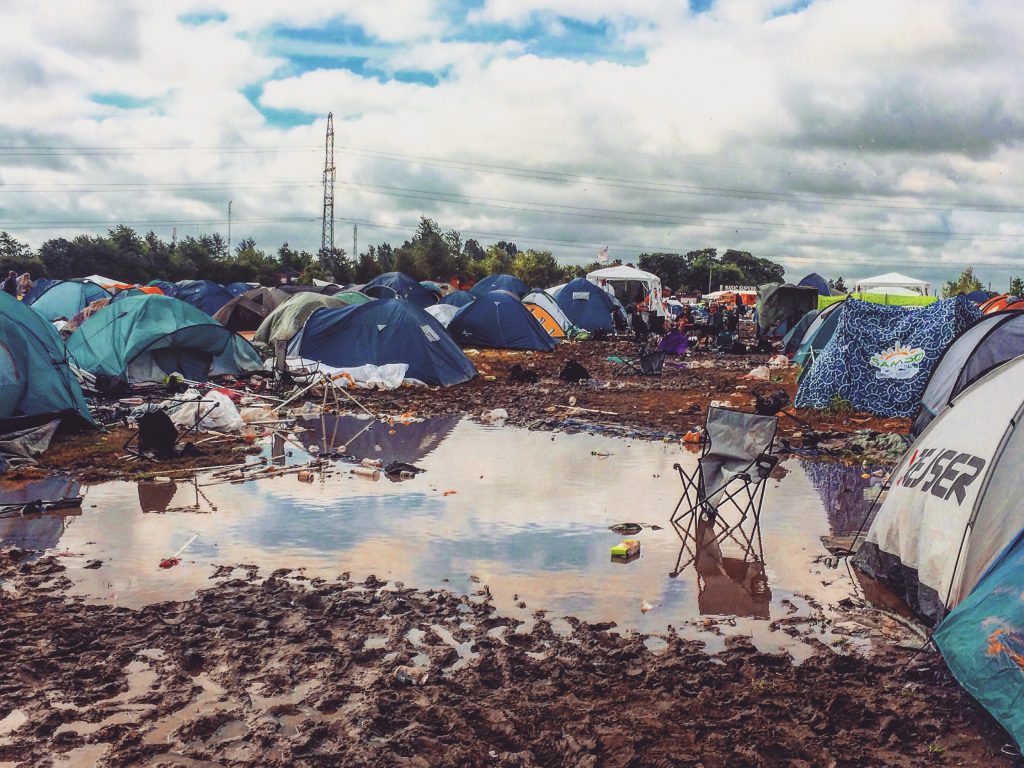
586,265,665,316
81,274,124,287
854,354,1024,621
853,272,931,296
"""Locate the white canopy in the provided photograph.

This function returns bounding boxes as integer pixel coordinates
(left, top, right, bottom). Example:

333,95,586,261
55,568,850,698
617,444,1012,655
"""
586,265,665,316
853,272,931,296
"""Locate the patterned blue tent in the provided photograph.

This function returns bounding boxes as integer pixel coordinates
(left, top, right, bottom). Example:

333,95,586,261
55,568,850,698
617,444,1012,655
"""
795,297,980,417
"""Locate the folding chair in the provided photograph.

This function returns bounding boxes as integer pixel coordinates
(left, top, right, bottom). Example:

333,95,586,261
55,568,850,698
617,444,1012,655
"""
607,338,666,376
669,406,778,574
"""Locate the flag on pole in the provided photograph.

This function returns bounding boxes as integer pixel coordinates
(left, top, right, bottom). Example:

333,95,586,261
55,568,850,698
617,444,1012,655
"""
597,246,609,264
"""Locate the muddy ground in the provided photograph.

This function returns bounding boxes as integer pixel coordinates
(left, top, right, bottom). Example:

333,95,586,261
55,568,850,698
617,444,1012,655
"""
36,341,909,482
0,552,1014,768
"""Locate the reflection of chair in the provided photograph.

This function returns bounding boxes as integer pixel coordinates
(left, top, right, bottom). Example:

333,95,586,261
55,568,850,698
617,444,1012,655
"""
670,407,778,569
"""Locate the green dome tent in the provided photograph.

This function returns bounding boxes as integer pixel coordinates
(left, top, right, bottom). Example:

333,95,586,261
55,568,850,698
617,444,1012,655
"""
251,292,349,354
0,291,94,428
67,295,263,386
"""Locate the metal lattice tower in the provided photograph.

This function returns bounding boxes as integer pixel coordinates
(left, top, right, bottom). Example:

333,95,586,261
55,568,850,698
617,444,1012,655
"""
320,112,336,267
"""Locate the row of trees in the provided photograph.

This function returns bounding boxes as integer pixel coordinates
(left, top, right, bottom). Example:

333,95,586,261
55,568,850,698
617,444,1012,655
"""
943,267,1024,298
0,218,788,293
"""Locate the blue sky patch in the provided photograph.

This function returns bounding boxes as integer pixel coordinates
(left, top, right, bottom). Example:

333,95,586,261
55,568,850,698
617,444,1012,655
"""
177,11,227,25
241,84,318,127
90,92,160,110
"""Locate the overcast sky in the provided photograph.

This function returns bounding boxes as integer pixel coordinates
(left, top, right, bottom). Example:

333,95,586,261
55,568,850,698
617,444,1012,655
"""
1,0,1021,290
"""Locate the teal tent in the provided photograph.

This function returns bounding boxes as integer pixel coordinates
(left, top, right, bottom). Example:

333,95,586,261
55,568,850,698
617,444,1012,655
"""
0,292,94,428
67,295,264,386
28,279,111,322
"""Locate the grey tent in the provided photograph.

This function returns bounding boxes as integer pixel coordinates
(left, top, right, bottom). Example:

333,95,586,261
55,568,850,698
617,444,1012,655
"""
251,292,348,353
912,310,1024,437
755,283,819,334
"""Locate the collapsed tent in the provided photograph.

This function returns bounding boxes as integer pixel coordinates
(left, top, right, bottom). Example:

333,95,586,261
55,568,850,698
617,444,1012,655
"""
212,287,292,332
288,299,477,387
795,297,980,417
471,274,530,298
362,272,437,308
67,295,263,386
556,278,623,334
756,283,819,335
912,310,1024,438
0,291,95,428
27,279,112,322
797,273,832,296
447,291,556,351
522,290,585,340
251,292,348,353
63,298,113,337
441,290,475,308
175,280,234,316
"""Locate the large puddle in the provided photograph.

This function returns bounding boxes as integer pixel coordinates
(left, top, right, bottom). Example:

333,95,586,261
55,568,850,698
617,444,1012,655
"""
0,416,887,657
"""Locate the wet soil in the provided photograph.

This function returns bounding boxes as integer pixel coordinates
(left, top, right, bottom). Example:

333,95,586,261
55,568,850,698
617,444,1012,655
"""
35,342,909,482
0,552,1011,768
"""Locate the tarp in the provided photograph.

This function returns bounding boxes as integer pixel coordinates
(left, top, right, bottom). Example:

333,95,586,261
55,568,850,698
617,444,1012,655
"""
224,282,252,296
756,283,819,334
27,280,112,322
0,291,94,427
251,292,348,353
795,297,980,417
441,290,475,308
67,294,263,385
362,272,437,308
288,298,477,387
175,280,234,316
472,274,530,298
556,277,622,334
818,293,938,310
448,290,557,351
212,287,292,332
797,273,831,296
912,310,1024,437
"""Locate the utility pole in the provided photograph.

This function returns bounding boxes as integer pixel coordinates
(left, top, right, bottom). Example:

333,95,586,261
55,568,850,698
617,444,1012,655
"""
228,200,232,251
708,263,714,294
320,112,335,269
353,224,358,262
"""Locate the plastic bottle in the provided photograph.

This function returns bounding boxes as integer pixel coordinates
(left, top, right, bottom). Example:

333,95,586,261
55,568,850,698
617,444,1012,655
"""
399,470,416,479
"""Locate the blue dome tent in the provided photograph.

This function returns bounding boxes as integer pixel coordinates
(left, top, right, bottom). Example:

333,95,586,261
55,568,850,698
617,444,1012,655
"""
471,274,530,298
27,279,112,322
798,273,832,296
362,272,437,309
288,299,476,387
441,290,475,308
556,277,622,334
448,291,556,351
175,280,234,316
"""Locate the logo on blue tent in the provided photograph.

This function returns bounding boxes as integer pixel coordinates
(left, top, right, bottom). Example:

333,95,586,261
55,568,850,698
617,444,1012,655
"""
869,341,926,380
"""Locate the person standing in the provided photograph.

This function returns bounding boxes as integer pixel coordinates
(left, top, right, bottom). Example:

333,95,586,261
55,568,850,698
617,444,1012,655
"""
2,271,18,297
16,273,32,298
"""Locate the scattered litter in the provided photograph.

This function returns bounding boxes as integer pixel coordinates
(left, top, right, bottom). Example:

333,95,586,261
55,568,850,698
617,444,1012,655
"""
742,365,771,381
480,408,508,425
640,600,655,614
767,354,790,369
443,490,457,496
159,533,198,569
297,470,315,483
610,523,642,535
611,540,640,558
350,467,380,480
394,665,429,685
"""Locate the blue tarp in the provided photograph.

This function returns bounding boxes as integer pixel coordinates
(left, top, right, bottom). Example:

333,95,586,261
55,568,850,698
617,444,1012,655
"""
472,274,530,298
362,272,437,308
935,532,1024,753
798,273,832,296
289,298,477,387
224,282,251,296
448,291,556,351
441,290,475,308
795,297,980,417
148,280,179,297
27,280,111,322
556,278,620,334
175,280,234,315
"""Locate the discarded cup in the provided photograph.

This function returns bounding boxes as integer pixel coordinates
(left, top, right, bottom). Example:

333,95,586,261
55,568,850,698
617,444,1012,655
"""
351,467,380,480
297,470,314,483
394,665,429,686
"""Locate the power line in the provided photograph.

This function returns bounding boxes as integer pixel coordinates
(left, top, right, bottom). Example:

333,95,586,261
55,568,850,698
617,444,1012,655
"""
339,146,1024,215
341,180,1022,241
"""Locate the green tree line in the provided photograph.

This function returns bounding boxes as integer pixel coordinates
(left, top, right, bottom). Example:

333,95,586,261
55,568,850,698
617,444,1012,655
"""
0,219,789,293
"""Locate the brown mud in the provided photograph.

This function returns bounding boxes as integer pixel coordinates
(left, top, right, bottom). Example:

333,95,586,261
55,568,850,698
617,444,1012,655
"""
33,342,909,482
0,552,1012,768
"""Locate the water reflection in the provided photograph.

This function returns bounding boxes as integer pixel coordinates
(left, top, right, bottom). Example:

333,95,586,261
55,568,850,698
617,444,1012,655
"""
0,476,82,554
0,418,866,646
801,460,879,535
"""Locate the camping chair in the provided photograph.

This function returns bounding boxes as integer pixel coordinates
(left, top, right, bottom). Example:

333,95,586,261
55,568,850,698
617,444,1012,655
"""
122,394,222,459
607,344,666,376
670,406,778,573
